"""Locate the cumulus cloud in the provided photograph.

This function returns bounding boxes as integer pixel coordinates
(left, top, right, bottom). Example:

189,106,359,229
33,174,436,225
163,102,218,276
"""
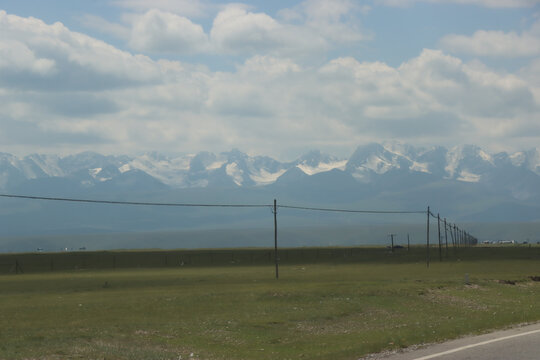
79,14,131,39
92,2,368,59
208,3,368,58
210,5,280,55
209,5,326,57
128,9,209,54
440,21,540,57
377,0,540,8
0,39,56,75
113,0,209,18
293,0,369,43
0,10,161,91
310,49,536,145
1,10,540,157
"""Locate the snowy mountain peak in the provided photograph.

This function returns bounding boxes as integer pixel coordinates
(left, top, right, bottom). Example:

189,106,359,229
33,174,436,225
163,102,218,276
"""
0,145,539,203
444,145,495,181
346,143,411,181
295,150,346,176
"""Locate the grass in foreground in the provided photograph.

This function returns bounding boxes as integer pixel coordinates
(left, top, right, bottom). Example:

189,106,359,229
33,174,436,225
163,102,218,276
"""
0,253,539,359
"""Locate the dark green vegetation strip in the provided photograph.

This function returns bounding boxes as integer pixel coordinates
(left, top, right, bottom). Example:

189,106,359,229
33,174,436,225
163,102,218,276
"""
1,245,539,273
0,246,538,360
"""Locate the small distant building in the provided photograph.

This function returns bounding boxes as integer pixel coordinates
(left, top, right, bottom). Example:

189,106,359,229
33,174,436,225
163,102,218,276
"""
498,240,515,244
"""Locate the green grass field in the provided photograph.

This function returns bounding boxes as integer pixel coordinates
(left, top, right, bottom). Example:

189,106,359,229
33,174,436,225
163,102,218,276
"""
0,246,539,359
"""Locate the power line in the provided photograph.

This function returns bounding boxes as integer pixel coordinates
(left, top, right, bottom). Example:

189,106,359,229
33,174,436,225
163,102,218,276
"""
1,194,426,214
0,194,272,208
278,204,425,214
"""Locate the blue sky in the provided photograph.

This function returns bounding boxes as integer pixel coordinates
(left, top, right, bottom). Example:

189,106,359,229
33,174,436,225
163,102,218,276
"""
1,0,539,159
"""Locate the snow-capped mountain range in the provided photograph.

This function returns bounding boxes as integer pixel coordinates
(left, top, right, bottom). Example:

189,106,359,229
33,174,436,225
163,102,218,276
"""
1,142,540,242
1,143,539,191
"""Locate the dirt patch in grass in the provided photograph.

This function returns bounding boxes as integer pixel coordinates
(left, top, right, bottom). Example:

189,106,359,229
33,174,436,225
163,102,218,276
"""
422,288,488,311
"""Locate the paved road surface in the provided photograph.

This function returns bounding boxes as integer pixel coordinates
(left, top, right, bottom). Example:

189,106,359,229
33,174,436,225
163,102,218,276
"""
363,322,540,360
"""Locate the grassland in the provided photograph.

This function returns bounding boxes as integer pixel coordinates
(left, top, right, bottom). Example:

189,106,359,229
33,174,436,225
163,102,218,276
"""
0,246,539,359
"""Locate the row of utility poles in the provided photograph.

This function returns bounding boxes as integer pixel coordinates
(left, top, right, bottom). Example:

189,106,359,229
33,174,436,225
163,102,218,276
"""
1,194,477,280
274,201,478,279
426,206,477,267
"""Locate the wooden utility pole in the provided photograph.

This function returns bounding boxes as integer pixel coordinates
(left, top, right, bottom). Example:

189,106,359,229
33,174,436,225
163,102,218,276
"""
444,218,448,257
407,233,410,251
389,234,396,252
426,206,430,268
274,199,279,279
437,213,442,262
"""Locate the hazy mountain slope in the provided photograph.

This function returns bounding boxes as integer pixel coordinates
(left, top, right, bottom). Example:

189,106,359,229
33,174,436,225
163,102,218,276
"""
1,143,539,241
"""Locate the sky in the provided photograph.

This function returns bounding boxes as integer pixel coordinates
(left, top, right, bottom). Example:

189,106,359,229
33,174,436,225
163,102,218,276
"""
1,0,539,160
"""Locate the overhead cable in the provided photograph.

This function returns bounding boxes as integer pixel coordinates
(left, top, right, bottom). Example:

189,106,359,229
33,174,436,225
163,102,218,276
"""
278,204,425,214
0,194,271,208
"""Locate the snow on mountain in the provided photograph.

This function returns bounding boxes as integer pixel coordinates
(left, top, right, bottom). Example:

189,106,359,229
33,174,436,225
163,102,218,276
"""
0,153,24,189
528,149,540,175
126,152,192,187
249,168,287,185
89,168,107,181
346,143,412,181
509,151,527,167
205,149,289,187
225,162,244,186
0,145,539,205
382,142,431,174
456,170,481,183
0,153,64,181
246,155,288,186
444,145,494,182
508,149,540,175
297,161,347,175
59,151,127,174
25,154,64,177
409,161,430,173
295,150,346,175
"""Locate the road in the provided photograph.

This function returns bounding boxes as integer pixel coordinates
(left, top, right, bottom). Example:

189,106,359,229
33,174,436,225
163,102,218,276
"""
363,322,540,360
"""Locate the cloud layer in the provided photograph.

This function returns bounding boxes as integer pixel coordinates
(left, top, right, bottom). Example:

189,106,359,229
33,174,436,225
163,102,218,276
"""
1,1,540,159
440,21,540,57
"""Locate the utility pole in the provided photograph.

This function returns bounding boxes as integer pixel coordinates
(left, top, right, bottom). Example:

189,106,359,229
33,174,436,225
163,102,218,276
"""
444,218,448,257
273,199,279,279
426,206,430,268
437,213,442,262
389,234,396,252
454,224,458,249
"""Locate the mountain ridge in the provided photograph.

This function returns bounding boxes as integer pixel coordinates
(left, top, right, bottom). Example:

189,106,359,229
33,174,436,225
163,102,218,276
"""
2,144,539,190
1,143,539,239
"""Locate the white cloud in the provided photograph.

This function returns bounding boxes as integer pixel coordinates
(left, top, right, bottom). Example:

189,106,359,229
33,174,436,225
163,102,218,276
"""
0,10,161,91
377,0,540,8
312,49,536,146
1,10,540,157
440,21,540,57
128,9,209,54
280,0,369,44
240,55,301,76
0,38,56,75
301,0,361,22
209,3,367,58
79,14,131,39
521,57,540,88
210,5,284,55
93,2,368,58
113,0,209,18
